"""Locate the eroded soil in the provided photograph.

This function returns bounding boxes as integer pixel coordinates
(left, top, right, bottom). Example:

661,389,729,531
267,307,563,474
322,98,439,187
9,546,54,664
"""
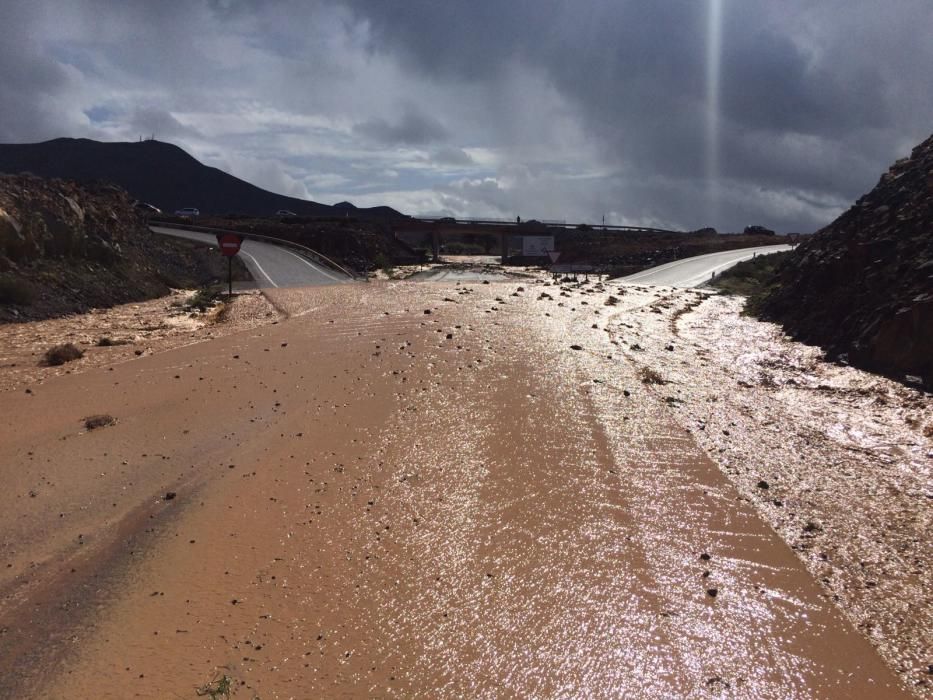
0,290,280,393
0,280,928,699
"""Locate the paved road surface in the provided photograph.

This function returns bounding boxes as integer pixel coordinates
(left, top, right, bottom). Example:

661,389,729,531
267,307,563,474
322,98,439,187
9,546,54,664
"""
412,267,509,282
151,225,350,288
621,244,792,287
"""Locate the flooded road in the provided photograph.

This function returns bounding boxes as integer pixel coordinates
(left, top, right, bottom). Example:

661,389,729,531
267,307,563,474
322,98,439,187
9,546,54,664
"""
0,281,926,698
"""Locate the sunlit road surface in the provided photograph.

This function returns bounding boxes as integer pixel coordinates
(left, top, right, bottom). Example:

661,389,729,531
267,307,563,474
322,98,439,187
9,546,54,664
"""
412,267,509,281
0,282,908,698
621,244,792,287
151,225,351,288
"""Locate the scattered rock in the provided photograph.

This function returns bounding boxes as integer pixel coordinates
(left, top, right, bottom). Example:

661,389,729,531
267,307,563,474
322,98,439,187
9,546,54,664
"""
83,414,116,430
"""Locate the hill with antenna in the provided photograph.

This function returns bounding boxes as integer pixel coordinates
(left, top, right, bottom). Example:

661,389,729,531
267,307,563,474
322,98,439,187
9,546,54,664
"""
0,138,404,220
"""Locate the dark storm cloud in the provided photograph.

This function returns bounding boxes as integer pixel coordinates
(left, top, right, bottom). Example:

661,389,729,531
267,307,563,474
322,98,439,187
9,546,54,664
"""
353,111,449,145
342,0,933,227
432,147,474,167
0,3,82,141
2,0,931,231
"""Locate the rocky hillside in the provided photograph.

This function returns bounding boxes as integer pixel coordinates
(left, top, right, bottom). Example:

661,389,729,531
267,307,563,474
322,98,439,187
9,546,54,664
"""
0,174,242,322
759,133,933,388
0,138,405,220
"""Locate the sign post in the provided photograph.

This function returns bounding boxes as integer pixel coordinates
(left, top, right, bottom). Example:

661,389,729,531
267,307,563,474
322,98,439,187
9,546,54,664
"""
215,233,243,295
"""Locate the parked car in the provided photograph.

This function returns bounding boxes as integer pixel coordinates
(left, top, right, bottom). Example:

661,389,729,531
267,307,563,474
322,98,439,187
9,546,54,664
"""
174,207,200,218
275,209,297,217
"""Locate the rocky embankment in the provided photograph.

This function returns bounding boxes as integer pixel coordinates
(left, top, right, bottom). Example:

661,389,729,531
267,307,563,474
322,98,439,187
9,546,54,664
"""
760,133,933,389
0,175,240,322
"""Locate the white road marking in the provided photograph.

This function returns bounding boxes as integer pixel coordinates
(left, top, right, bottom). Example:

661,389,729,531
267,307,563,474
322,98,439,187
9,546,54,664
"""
278,246,345,282
240,251,279,288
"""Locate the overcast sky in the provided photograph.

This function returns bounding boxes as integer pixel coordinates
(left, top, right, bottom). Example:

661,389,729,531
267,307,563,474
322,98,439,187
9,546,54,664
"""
2,0,931,231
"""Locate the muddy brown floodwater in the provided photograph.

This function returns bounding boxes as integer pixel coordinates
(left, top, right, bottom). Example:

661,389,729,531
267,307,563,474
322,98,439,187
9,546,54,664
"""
0,279,928,699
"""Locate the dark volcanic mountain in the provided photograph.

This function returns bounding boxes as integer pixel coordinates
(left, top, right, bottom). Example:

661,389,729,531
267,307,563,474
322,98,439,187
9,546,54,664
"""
759,133,932,388
0,138,404,220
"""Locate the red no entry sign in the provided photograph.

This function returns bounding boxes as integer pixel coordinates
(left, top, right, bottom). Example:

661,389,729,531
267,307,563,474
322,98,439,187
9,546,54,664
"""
216,233,243,257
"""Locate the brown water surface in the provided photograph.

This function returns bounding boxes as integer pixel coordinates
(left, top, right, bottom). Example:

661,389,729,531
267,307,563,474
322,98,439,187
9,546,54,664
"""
0,281,918,698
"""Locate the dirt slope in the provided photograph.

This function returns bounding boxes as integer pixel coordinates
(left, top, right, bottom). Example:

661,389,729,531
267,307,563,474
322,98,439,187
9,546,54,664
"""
759,133,933,388
0,174,244,322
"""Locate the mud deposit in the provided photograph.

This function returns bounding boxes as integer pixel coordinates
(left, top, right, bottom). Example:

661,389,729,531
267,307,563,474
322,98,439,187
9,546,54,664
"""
0,290,280,393
0,280,928,699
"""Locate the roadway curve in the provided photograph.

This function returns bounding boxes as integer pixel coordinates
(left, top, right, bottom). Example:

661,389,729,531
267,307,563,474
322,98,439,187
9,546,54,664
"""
151,225,351,288
621,244,792,287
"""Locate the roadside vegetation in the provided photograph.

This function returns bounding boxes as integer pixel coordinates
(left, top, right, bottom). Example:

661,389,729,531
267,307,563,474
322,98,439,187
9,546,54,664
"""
196,674,233,699
184,286,224,312
373,252,396,278
708,251,791,314
43,342,84,366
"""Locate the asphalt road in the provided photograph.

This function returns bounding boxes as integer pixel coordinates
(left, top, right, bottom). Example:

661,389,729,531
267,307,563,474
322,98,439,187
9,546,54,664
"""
412,267,509,282
151,225,351,288
621,244,792,287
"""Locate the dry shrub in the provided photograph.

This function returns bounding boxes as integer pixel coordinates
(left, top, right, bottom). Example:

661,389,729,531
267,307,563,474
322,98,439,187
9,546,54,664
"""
44,343,84,366
639,366,666,385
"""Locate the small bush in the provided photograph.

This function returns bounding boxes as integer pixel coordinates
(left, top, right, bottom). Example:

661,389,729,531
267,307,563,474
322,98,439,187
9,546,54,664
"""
185,287,221,312
44,343,84,366
197,675,232,699
0,277,35,305
97,337,130,347
709,251,791,302
373,253,394,277
639,366,666,385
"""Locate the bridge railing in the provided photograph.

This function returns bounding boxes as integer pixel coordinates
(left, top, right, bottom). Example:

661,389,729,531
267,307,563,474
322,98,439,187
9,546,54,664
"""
149,220,358,280
410,217,679,234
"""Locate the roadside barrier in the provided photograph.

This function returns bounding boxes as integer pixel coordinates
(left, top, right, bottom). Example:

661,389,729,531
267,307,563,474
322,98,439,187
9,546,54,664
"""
149,220,359,280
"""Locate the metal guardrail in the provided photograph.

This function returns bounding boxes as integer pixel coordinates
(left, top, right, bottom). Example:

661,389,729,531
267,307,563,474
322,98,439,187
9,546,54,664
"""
411,217,679,234
149,220,358,280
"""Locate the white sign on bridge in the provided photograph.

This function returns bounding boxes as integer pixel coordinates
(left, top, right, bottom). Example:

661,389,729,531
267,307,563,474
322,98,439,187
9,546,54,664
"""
522,235,555,257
